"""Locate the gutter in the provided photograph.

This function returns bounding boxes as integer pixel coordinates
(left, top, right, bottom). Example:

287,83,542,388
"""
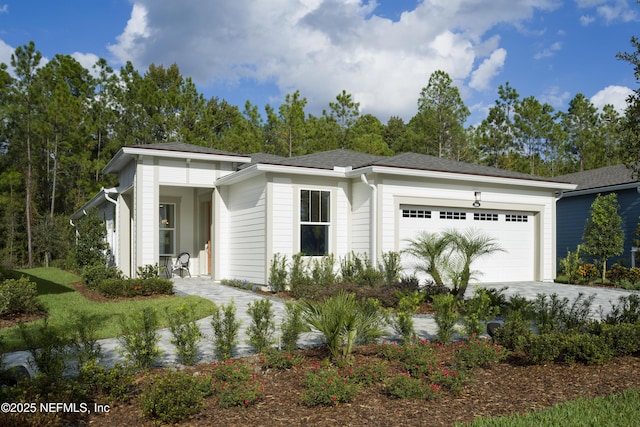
360,174,377,267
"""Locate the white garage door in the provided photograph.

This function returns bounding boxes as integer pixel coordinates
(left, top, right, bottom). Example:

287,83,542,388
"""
399,205,534,283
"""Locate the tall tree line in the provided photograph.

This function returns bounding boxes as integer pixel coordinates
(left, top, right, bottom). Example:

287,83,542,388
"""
0,40,637,267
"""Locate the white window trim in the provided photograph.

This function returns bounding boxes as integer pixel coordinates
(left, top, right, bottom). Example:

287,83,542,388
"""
299,189,331,256
159,202,176,256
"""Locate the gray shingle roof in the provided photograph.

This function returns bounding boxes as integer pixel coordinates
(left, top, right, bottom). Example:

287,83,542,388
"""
554,164,638,191
372,152,568,182
130,142,246,157
254,149,387,170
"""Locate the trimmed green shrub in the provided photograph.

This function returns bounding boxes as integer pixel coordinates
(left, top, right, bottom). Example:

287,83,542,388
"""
522,333,563,364
118,307,162,370
560,333,612,365
69,311,102,368
301,366,360,406
461,287,499,338
0,276,41,316
167,304,202,366
82,263,122,290
210,300,241,361
77,360,135,402
19,319,68,381
605,294,640,324
493,317,531,352
380,251,402,284
596,323,640,356
432,293,460,344
140,369,205,424
136,263,160,279
386,372,438,400
96,277,173,298
268,253,288,293
260,348,305,370
391,291,422,343
246,299,277,353
455,335,509,369
280,301,309,352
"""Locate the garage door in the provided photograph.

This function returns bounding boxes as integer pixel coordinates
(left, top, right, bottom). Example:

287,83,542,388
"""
398,205,534,283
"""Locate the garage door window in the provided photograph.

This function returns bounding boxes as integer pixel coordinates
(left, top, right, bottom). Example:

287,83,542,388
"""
474,213,498,221
300,190,330,256
402,209,431,218
505,214,528,222
440,211,466,220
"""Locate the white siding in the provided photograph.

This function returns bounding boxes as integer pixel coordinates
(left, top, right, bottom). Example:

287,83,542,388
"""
335,183,350,256
351,181,371,256
271,178,294,258
138,160,157,268
227,176,267,283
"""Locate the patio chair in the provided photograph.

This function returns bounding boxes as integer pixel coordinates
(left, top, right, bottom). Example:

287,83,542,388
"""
171,252,191,278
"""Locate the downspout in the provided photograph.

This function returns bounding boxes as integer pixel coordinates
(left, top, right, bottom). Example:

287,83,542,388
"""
360,174,377,267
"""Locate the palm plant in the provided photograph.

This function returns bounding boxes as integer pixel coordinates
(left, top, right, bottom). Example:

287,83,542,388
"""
403,231,453,286
298,291,385,364
443,228,503,299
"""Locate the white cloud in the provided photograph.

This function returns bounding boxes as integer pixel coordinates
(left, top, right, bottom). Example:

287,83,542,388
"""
72,52,100,75
579,14,596,25
540,86,571,108
105,0,561,120
0,39,13,66
590,85,634,113
469,48,507,91
0,4,8,13
534,41,562,59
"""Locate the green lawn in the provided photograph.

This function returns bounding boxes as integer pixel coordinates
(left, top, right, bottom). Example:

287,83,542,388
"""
457,388,640,427
1,268,216,352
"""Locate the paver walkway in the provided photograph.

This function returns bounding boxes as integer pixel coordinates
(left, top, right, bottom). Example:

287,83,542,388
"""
2,278,637,375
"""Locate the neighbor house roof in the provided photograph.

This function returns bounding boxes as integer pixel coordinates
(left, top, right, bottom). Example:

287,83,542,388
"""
554,164,639,193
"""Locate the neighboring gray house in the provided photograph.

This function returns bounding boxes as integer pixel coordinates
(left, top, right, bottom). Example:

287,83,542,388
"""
555,165,640,267
72,142,576,284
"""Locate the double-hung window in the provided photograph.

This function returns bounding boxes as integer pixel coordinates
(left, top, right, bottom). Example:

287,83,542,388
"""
300,190,330,256
159,203,176,256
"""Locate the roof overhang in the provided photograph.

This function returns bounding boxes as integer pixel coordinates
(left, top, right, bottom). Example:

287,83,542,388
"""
104,146,252,174
560,182,640,198
216,162,577,192
71,187,119,220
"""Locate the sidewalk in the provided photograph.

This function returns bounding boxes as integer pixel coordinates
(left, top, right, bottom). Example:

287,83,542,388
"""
2,278,636,374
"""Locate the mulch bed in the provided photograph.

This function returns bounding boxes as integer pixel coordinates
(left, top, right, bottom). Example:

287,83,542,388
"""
82,345,640,427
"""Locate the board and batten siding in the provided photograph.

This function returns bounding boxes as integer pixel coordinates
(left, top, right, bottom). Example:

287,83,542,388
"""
270,178,294,258
226,176,267,284
350,181,371,256
137,159,158,268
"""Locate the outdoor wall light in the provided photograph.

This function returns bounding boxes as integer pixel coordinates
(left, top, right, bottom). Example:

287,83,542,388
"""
473,191,481,208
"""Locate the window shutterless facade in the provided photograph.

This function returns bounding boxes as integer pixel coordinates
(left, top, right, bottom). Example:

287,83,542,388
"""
159,203,176,256
300,189,330,256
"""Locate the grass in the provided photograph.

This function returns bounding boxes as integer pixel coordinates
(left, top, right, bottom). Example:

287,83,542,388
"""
456,388,640,427
0,267,216,352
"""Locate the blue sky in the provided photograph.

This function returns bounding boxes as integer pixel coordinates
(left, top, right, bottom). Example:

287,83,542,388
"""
0,1,638,125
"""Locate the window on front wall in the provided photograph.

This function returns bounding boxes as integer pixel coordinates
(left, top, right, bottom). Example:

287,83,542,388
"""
300,189,330,256
159,203,176,256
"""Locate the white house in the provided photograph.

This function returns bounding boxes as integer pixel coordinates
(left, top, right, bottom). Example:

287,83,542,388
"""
72,142,576,284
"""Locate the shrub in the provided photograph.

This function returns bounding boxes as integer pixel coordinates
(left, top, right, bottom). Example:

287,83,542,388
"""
69,311,102,369
349,361,388,386
140,369,205,424
246,299,277,353
596,323,640,356
522,333,563,364
167,304,202,366
391,291,423,343
77,361,134,402
136,263,160,279
422,279,450,302
72,210,110,269
19,319,68,381
280,301,309,352
379,340,439,378
560,333,612,365
578,264,599,282
493,317,531,352
82,263,122,290
432,293,460,344
461,287,499,338
260,348,305,370
604,294,640,324
0,276,41,316
210,300,241,361
429,366,464,394
268,253,288,293
386,372,439,400
301,366,360,406
96,277,173,298
455,335,509,369
289,253,313,298
217,379,265,408
310,254,337,286
380,251,402,284
558,246,585,284
118,307,161,370
207,361,265,408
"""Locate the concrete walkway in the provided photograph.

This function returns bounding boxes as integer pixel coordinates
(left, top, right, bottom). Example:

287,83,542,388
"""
2,278,638,374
